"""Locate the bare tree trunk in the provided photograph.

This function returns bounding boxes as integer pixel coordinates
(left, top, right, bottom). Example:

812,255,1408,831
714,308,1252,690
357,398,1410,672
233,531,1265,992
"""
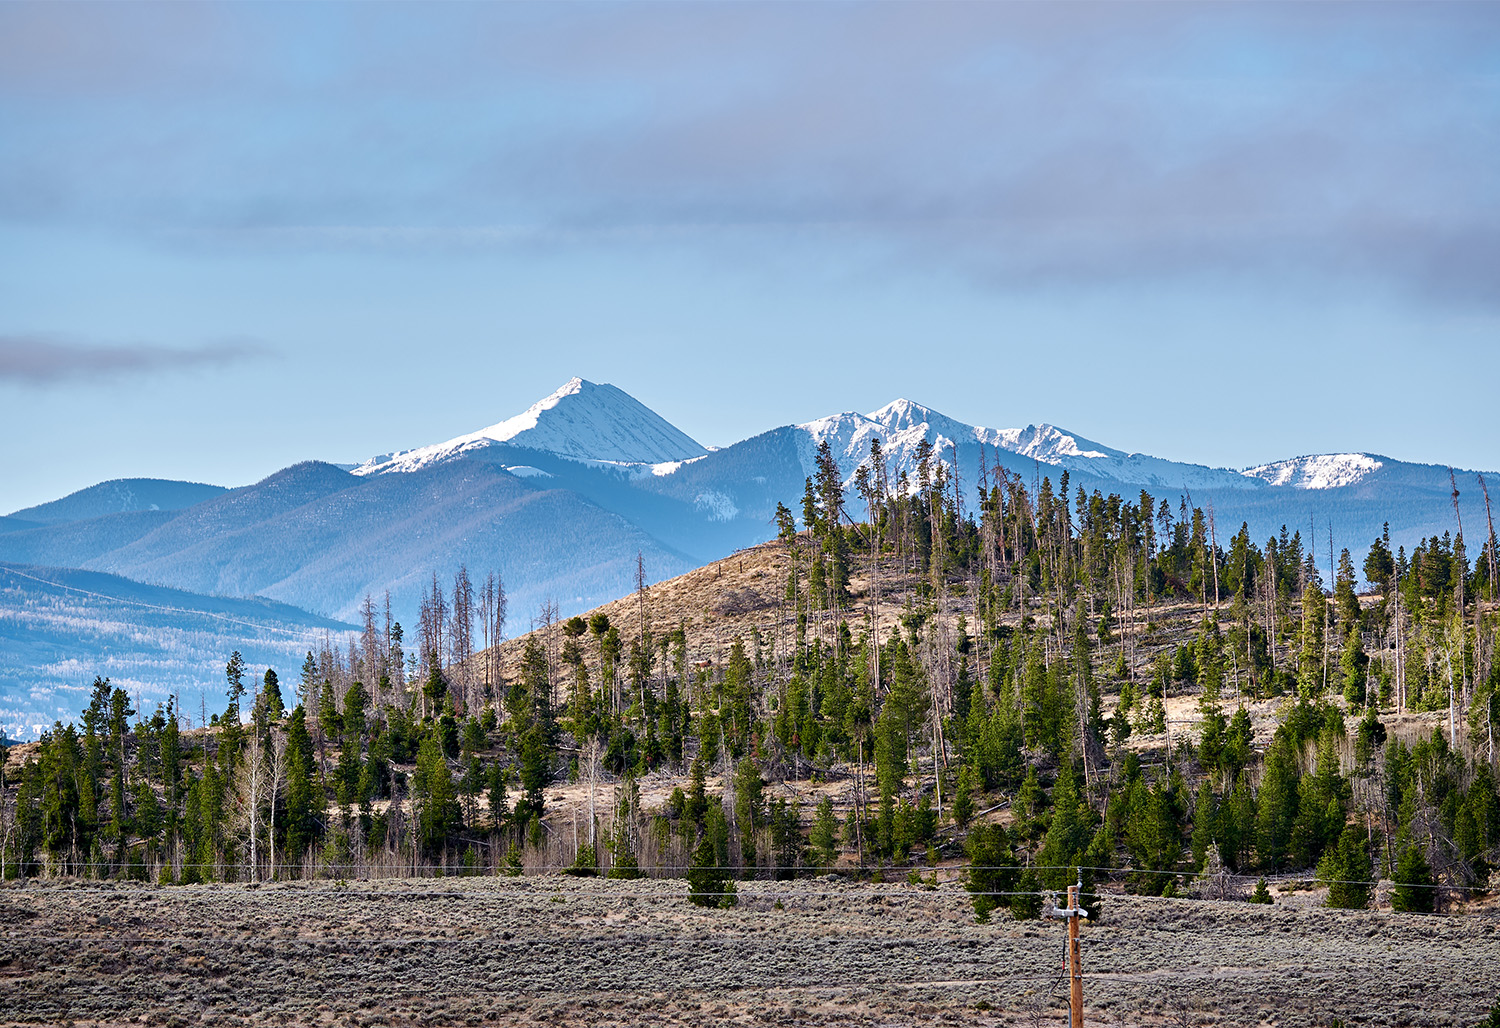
583,738,602,849
0,781,13,883
268,733,287,880
1208,503,1220,615
235,732,265,883
1396,590,1406,714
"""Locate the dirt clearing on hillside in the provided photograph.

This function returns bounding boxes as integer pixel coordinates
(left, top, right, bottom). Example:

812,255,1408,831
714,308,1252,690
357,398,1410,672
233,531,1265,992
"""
0,877,1494,1028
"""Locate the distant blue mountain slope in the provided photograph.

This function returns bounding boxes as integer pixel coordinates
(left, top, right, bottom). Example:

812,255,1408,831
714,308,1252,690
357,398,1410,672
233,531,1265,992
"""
0,562,355,740
8,478,227,525
0,515,40,536
0,509,182,567
64,460,695,625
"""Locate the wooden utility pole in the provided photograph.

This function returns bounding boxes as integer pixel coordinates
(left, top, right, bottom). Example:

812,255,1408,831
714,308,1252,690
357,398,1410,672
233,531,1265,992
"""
1048,872,1089,1028
1067,882,1084,1028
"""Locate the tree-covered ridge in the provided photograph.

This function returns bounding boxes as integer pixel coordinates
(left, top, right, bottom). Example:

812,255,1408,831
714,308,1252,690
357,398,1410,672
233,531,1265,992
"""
2,438,1496,917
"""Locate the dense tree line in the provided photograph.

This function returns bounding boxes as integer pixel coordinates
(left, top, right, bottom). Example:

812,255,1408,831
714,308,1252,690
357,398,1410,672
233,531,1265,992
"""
2,444,1497,916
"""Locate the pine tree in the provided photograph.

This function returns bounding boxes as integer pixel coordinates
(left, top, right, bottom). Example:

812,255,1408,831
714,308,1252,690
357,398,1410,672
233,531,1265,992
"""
1299,583,1326,700
1256,738,1299,870
283,707,317,865
1190,780,1217,871
263,669,285,720
1318,823,1372,909
952,764,976,829
964,823,1019,922
1038,763,1094,893
810,796,840,867
1391,844,1437,913
414,733,461,854
686,836,737,908
733,757,764,875
1341,628,1368,707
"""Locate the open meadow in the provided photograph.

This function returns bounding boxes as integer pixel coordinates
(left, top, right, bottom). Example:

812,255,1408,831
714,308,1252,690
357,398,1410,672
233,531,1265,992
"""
0,876,1495,1028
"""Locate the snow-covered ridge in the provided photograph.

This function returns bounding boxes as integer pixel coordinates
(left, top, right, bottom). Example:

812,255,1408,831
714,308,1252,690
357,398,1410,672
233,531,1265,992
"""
792,399,1257,493
354,378,707,476
995,424,1110,461
353,378,1389,500
1242,454,1383,490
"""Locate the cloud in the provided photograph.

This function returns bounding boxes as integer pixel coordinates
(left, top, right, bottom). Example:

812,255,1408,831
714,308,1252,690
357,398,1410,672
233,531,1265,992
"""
2,3,1497,306
0,336,271,385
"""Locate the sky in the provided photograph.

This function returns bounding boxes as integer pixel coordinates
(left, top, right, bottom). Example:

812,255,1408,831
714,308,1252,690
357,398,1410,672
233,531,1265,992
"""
3,2,1498,514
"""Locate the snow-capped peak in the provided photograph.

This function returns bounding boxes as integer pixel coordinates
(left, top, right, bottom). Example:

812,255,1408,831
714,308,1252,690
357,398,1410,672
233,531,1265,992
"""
793,399,997,491
1241,454,1383,490
354,378,706,476
787,397,1262,494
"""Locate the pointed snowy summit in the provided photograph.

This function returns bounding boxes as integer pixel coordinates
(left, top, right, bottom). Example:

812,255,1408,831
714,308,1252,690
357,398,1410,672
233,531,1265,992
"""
355,378,707,475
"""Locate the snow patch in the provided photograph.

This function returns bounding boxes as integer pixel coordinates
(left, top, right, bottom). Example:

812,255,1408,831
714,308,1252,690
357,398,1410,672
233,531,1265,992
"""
694,490,740,522
1242,454,1382,490
504,465,552,479
995,424,1111,461
651,454,708,477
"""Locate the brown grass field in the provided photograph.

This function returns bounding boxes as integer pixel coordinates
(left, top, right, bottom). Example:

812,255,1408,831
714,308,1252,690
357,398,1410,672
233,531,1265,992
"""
1,876,1496,1028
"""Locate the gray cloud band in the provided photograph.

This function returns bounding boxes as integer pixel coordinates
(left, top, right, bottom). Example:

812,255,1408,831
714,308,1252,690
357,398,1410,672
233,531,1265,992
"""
0,337,270,384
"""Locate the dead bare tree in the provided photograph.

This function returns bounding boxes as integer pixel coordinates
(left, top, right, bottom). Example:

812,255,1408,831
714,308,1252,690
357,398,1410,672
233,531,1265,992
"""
359,594,382,707
582,737,603,851
0,760,13,883
486,571,508,702
233,731,267,883
451,565,475,711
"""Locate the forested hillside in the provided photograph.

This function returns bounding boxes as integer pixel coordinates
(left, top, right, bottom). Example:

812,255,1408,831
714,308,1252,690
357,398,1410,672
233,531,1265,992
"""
3,439,1497,919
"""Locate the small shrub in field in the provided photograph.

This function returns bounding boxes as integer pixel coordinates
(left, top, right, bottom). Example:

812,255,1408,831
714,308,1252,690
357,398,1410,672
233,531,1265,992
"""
503,843,524,877
564,844,598,877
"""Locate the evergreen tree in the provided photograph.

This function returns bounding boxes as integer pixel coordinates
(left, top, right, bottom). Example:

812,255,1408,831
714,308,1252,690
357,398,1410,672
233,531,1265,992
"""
1038,763,1095,895
686,836,737,908
1391,844,1437,913
283,707,318,864
263,669,285,720
413,733,461,854
952,764,976,829
809,796,840,867
733,757,764,875
1318,823,1372,909
964,823,1019,922
1256,738,1300,870
1341,628,1368,707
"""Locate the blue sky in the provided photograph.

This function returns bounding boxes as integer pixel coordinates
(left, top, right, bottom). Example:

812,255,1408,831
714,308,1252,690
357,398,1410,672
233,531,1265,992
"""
3,2,1497,513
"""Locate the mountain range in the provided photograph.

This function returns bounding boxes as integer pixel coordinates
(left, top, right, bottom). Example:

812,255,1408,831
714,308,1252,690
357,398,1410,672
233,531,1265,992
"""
3,375,1494,737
